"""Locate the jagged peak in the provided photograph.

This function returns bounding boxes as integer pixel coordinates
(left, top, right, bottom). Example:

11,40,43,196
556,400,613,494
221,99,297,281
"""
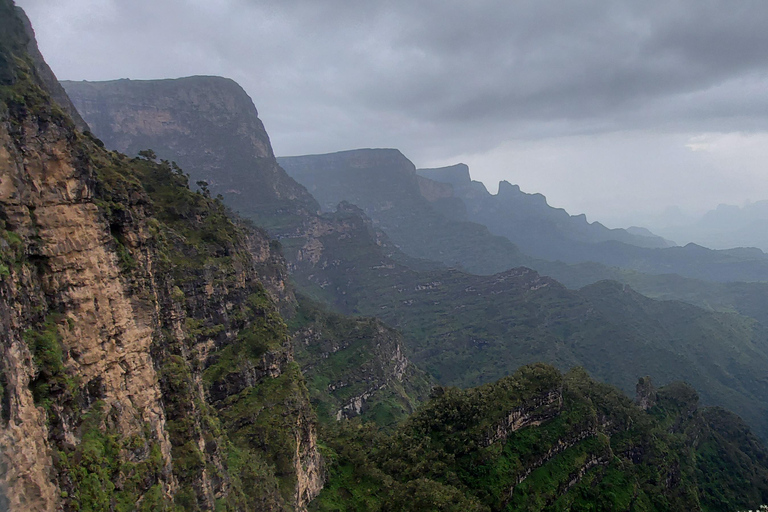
497,180,549,206
497,180,520,195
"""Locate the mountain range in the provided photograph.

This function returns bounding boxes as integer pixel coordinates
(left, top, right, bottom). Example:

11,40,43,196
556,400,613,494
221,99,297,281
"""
3,1,768,510
62,76,768,440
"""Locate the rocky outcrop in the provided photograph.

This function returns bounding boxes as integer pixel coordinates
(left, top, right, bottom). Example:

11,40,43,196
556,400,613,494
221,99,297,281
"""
635,375,657,410
484,389,563,445
0,5,322,510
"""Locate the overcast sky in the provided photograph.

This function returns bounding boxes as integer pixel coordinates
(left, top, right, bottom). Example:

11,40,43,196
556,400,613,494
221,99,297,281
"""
16,0,768,228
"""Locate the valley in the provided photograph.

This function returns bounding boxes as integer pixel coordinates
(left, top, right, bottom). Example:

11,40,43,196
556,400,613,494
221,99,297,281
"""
2,1,768,510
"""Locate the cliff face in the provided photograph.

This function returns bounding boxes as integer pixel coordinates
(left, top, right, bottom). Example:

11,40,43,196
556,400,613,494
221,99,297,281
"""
0,3,170,508
62,77,320,232
0,4,321,510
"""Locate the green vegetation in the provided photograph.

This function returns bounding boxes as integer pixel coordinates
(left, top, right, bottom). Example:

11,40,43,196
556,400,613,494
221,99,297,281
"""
312,365,768,512
203,289,288,386
23,314,77,411
53,402,168,512
290,296,432,427
291,221,768,440
218,362,309,503
0,218,25,278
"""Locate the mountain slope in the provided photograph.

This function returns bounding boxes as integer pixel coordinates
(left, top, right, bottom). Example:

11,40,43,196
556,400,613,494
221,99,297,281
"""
314,365,768,512
0,7,324,509
62,76,320,232
290,296,433,427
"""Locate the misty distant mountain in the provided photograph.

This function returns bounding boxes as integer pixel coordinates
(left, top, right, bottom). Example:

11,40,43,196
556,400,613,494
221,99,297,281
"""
277,149,532,274
654,201,768,252
280,150,768,284
417,163,674,261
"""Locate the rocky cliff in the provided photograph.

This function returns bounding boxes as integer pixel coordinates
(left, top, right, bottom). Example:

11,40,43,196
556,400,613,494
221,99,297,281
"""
62,76,320,232
0,4,321,510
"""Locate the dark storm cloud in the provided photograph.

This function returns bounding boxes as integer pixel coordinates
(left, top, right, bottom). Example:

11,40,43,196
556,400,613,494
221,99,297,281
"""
329,1,768,128
17,0,768,162
16,0,768,226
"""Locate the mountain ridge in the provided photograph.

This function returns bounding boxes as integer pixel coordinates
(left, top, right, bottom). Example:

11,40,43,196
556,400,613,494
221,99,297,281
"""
5,6,768,510
62,74,768,442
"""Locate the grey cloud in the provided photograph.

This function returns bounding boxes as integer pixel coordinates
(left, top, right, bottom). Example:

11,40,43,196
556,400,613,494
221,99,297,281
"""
16,0,768,161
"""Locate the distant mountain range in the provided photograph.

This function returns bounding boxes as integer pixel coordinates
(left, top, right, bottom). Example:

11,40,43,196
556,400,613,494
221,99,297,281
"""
651,201,768,252
277,149,768,284
418,163,673,253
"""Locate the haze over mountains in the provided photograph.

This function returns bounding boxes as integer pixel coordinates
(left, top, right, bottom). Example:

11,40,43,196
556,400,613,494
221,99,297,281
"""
62,76,768,441
645,201,768,252
5,1,768,510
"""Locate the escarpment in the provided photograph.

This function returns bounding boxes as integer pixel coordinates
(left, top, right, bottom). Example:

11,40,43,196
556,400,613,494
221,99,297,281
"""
64,72,768,446
0,4,321,510
61,76,320,232
1,4,171,508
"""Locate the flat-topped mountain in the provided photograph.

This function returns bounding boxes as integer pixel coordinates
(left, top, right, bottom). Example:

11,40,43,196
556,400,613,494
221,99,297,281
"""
62,76,320,231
